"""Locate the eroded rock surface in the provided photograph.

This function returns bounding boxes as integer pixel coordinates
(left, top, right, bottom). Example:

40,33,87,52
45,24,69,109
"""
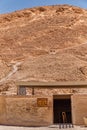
0,5,87,92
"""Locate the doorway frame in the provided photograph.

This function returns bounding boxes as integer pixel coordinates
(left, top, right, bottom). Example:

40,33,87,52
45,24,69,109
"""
53,95,72,124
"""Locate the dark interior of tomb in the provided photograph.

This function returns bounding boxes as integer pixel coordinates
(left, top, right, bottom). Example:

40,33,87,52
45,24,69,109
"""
53,98,72,124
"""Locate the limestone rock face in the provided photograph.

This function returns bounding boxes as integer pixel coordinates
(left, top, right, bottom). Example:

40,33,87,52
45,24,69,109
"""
0,5,87,91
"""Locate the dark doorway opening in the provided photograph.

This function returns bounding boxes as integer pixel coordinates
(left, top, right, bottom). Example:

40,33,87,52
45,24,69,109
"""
53,96,72,124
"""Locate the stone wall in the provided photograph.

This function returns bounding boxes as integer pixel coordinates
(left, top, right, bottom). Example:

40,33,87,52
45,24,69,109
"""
1,85,87,96
24,87,73,96
0,88,87,126
20,87,87,96
0,95,53,126
72,94,87,125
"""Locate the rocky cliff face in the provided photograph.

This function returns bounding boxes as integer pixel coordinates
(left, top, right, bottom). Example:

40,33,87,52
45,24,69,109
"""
0,5,87,92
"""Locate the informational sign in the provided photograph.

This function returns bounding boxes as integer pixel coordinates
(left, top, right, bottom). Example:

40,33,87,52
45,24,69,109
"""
37,98,48,107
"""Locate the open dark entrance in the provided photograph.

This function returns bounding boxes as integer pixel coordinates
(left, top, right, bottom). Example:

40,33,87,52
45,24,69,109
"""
53,95,72,124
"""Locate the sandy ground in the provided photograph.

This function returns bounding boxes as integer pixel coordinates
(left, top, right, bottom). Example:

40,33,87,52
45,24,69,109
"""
0,125,87,130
